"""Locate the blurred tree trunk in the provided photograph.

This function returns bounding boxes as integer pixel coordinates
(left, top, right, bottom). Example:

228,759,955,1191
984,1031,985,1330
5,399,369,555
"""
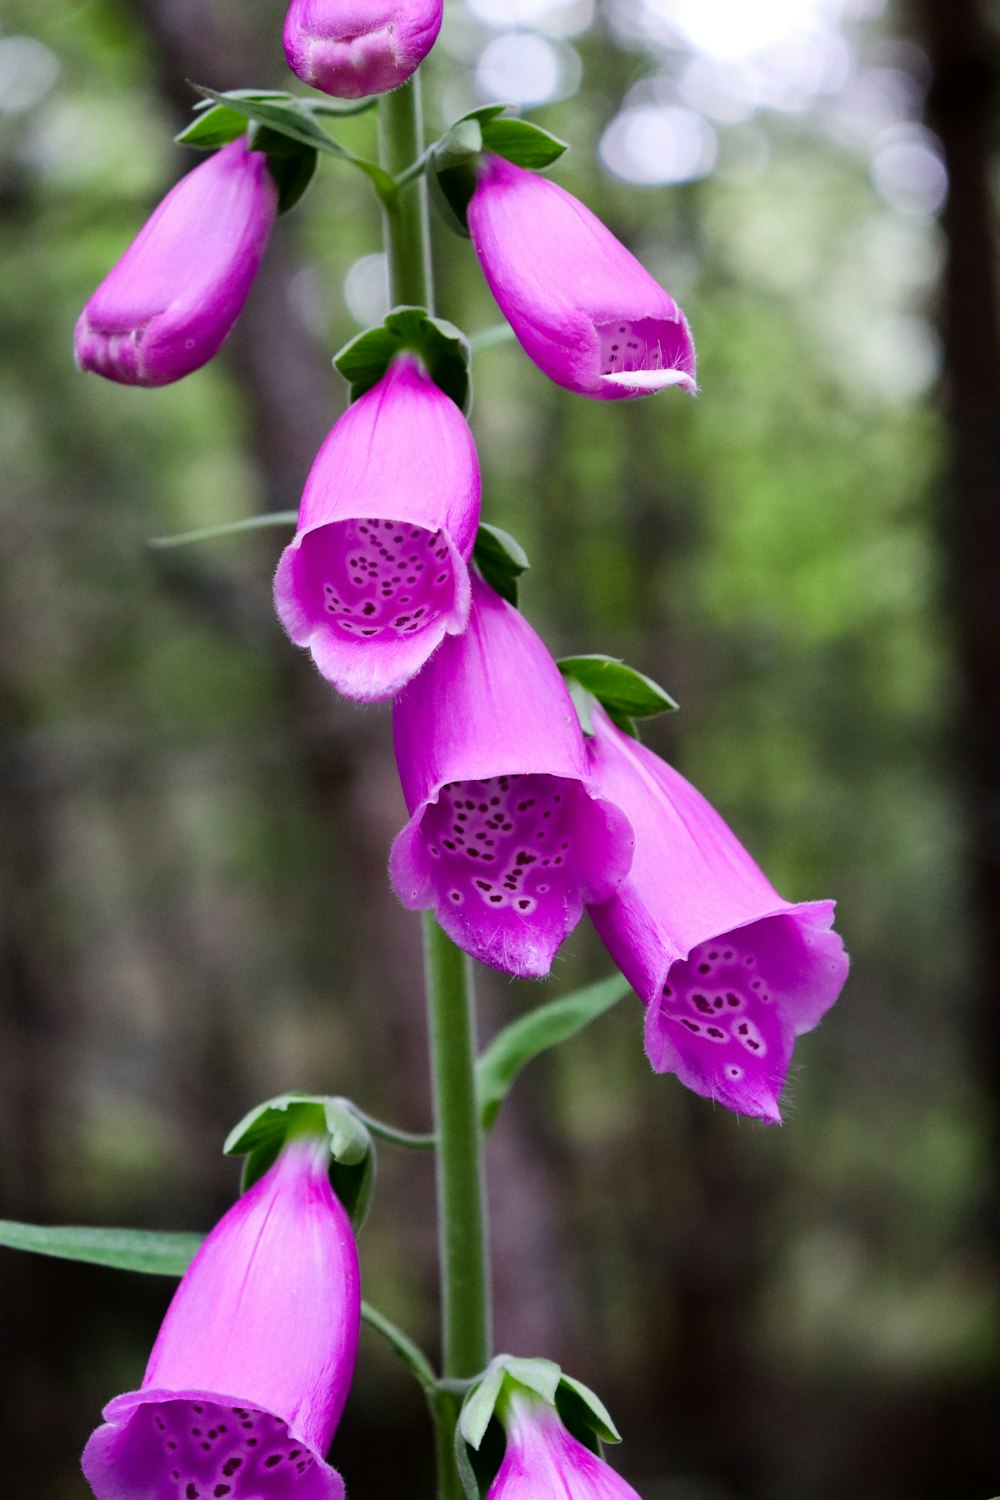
917,1,1000,1198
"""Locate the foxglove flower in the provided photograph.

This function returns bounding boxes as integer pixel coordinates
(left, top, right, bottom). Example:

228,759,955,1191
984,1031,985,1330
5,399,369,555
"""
274,352,480,701
283,0,444,99
390,574,633,977
82,1137,361,1500
488,1393,642,1500
585,707,848,1123
467,155,696,401
75,138,277,387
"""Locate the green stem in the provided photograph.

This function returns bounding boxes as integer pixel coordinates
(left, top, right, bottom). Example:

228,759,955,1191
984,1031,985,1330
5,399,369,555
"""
423,913,492,1377
361,1299,438,1394
423,914,492,1500
377,80,434,308
377,78,491,1500
350,1108,437,1151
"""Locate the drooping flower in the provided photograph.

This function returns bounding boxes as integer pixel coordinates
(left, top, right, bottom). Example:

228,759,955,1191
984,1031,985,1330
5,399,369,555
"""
75,138,277,388
283,0,444,99
467,155,696,401
81,1136,361,1500
274,352,480,701
390,574,633,977
584,706,848,1123
487,1392,642,1500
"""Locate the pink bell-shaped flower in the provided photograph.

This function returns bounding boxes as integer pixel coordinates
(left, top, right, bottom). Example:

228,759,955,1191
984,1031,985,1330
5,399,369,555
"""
274,352,480,702
467,155,696,401
81,1136,361,1500
390,574,634,977
585,706,848,1123
74,138,277,387
283,0,444,99
487,1392,643,1500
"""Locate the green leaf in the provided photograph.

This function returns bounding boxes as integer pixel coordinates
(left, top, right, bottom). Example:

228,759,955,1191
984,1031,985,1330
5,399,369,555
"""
148,511,297,549
480,117,568,170
556,1374,621,1446
263,141,318,214
473,523,530,607
191,86,395,200
459,1362,508,1451
427,104,510,236
0,1220,202,1277
335,306,472,413
225,1093,376,1229
557,654,678,735
475,973,631,1130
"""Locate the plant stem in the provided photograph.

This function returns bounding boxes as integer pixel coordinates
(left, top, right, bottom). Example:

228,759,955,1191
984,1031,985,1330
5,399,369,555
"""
423,913,492,1500
377,77,491,1500
377,80,434,308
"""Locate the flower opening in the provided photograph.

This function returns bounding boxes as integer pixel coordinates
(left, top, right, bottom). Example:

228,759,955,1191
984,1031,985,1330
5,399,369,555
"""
274,353,479,701
390,576,633,977
585,707,848,1123
467,155,695,401
81,1139,360,1500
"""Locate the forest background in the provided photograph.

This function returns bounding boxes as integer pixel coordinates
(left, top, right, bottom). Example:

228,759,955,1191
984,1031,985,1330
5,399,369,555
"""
1,0,998,1496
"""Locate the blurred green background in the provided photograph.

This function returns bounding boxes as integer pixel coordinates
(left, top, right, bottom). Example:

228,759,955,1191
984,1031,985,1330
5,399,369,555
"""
1,0,998,1496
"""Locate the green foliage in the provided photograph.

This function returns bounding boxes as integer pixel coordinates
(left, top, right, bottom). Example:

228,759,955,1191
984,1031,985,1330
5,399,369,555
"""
0,1221,201,1276
472,523,530,606
225,1093,375,1227
475,974,631,1130
558,654,678,736
335,306,472,411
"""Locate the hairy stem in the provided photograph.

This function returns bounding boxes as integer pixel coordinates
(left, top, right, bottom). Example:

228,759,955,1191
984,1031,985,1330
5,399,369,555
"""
377,80,434,308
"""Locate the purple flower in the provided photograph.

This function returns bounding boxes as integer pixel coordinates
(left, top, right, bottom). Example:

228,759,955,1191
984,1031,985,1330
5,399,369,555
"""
75,139,277,388
283,0,443,99
467,155,696,401
390,574,633,977
274,352,480,701
487,1393,642,1500
81,1137,361,1500
585,707,848,1123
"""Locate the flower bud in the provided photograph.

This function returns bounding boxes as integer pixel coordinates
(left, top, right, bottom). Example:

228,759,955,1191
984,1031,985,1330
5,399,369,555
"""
488,1392,641,1500
274,352,480,702
390,575,634,977
467,155,696,400
584,706,848,1123
75,139,277,388
283,0,444,99
82,1137,361,1500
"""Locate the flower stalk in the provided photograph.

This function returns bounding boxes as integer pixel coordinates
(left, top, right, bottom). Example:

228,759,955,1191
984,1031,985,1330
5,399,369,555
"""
377,76,492,1500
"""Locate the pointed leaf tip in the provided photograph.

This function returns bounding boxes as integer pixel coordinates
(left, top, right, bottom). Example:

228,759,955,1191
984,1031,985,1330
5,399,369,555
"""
558,654,678,736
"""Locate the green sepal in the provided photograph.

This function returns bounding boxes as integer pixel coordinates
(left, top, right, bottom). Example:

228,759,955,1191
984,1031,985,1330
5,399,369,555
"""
334,306,472,413
188,86,395,200
224,1092,376,1229
457,1356,621,1500
480,116,568,170
176,88,376,150
558,655,678,737
0,1220,202,1277
428,104,568,235
472,523,530,607
254,132,319,215
476,973,631,1131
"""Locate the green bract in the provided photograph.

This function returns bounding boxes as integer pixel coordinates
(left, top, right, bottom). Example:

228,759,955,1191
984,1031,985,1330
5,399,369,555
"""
558,654,679,737
472,523,530,607
455,1354,622,1500
335,305,472,412
225,1091,376,1228
428,104,568,236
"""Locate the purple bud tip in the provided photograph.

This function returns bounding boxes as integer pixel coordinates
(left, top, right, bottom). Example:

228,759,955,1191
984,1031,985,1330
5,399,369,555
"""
283,0,444,99
74,139,277,388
